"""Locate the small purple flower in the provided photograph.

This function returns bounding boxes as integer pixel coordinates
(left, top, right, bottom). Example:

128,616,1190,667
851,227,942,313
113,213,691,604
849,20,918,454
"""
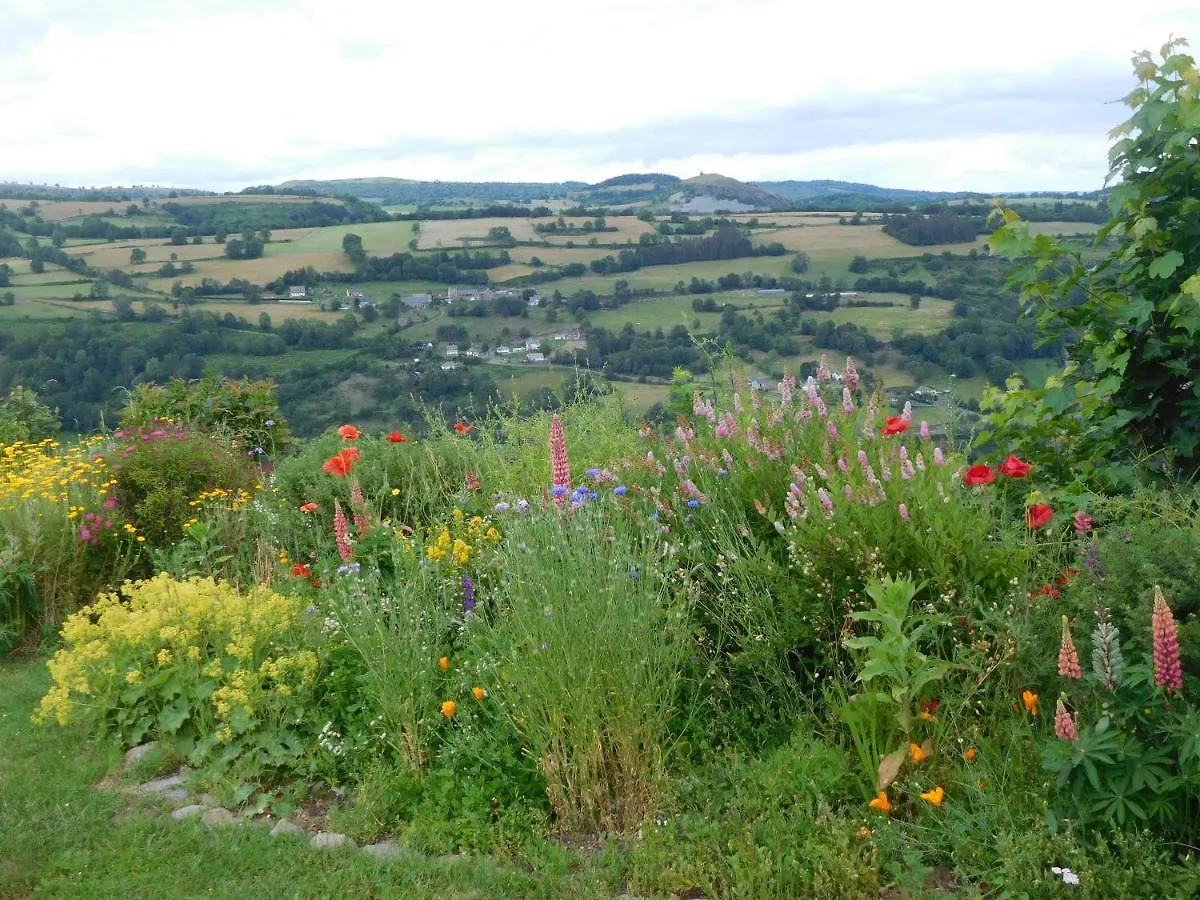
79,526,92,542
462,575,476,613
516,499,529,511
103,495,118,510
899,503,909,521
551,485,568,497
613,485,628,496
336,562,361,576
265,420,275,427
687,499,700,508
586,467,600,479
494,501,511,512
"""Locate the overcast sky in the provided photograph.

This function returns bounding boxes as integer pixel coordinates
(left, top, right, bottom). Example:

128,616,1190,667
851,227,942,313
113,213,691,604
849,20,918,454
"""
3,0,1198,192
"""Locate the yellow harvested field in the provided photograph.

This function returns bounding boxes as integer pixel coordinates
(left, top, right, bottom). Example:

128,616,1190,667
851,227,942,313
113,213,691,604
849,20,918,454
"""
486,263,536,282
732,212,865,225
751,224,988,257
0,199,130,222
538,216,655,245
145,252,351,290
70,241,224,268
8,267,89,285
416,218,540,248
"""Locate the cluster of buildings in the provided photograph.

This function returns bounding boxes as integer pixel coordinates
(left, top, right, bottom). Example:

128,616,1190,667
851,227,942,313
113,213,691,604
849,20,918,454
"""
401,288,543,310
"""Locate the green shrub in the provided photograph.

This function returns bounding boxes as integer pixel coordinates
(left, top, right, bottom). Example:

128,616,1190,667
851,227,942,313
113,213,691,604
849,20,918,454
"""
106,423,260,544
0,386,58,445
120,376,293,458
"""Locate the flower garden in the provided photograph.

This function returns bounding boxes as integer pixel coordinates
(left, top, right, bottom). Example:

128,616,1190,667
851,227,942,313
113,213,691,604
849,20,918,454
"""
3,42,1200,899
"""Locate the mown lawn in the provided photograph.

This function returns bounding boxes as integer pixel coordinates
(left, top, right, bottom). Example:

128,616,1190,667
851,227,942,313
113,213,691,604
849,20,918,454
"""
0,660,622,899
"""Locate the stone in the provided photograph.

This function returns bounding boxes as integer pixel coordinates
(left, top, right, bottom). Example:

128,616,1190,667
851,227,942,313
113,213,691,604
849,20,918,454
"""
162,787,190,803
170,805,205,820
196,793,218,808
269,819,305,839
201,807,240,828
311,831,356,850
123,742,160,770
132,773,184,796
363,842,411,862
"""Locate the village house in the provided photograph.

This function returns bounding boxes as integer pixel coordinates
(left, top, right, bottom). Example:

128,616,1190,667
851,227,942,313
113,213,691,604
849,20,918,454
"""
524,337,542,351
288,285,307,300
527,293,543,307
479,288,497,302
495,346,513,355
402,293,432,309
444,344,459,358
464,347,481,358
446,287,480,302
440,361,458,371
524,352,546,364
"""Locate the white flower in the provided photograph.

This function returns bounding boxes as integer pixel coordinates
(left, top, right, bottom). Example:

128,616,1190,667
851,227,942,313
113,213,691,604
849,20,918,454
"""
1051,866,1080,886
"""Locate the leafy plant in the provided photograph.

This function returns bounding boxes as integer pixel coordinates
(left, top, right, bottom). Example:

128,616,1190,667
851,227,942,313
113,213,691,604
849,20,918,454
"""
984,39,1200,486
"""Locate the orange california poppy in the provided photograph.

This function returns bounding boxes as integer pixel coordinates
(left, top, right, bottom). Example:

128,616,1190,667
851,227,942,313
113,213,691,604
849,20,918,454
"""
868,791,891,812
909,742,927,763
920,786,945,806
472,686,486,701
438,656,449,671
964,747,977,762
1022,690,1039,716
338,424,361,441
290,562,312,578
440,700,457,718
453,422,475,435
299,502,318,513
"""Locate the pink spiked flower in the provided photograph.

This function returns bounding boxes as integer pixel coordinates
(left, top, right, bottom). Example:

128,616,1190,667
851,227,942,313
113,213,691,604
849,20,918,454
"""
842,388,854,414
1058,616,1083,679
898,503,909,521
844,357,859,392
333,501,354,561
901,401,913,424
350,483,368,533
550,414,570,506
1054,697,1078,742
817,354,831,383
1073,510,1093,534
919,420,930,440
1152,586,1184,692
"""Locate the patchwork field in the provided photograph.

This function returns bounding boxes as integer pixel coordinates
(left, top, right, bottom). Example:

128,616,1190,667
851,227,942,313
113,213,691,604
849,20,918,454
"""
416,218,541,249
0,199,132,222
144,252,353,291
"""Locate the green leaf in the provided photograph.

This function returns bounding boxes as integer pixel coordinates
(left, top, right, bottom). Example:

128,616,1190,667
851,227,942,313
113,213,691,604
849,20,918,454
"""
1148,250,1184,279
157,698,191,734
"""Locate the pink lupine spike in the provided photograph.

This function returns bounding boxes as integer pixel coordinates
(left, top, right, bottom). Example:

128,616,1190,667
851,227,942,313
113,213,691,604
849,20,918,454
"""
333,501,354,561
550,414,570,506
1054,697,1078,742
1058,616,1083,680
1152,586,1184,692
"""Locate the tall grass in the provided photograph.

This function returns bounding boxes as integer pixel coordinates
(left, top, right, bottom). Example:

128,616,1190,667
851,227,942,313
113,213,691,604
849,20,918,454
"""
477,506,688,831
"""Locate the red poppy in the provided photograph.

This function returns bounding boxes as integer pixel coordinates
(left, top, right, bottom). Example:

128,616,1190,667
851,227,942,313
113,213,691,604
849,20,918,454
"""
387,431,407,443
963,464,996,486
310,578,322,589
299,502,318,513
453,422,475,435
1030,583,1060,599
291,562,312,578
338,424,361,441
882,417,909,436
1026,503,1053,529
996,454,1032,478
1055,567,1080,588
322,448,358,477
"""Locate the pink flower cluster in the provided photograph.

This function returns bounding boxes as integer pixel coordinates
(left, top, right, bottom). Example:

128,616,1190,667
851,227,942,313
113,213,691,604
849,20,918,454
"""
1152,587,1183,692
550,414,570,506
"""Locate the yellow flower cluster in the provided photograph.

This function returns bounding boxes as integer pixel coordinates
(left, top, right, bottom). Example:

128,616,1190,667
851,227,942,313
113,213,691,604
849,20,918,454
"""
0,436,110,511
187,487,255,510
424,508,501,567
35,574,320,739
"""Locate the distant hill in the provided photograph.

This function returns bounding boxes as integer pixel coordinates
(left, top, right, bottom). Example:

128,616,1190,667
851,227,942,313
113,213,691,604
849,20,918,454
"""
669,174,785,211
0,182,212,202
754,179,970,204
277,177,585,206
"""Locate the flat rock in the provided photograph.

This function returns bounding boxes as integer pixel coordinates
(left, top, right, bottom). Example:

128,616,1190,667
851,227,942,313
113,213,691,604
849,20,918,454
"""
170,804,205,820
162,787,189,803
133,773,184,796
363,841,411,862
196,793,217,808
123,742,160,770
201,807,240,828
270,819,305,839
311,831,355,850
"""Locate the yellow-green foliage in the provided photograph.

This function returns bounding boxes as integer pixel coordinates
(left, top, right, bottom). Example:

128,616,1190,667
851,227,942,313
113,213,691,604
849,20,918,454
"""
36,574,322,772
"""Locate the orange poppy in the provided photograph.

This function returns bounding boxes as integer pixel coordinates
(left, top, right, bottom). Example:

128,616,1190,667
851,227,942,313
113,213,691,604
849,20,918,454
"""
438,656,449,671
920,786,945,806
1022,690,1038,716
472,686,486,701
453,422,475,435
964,747,977,762
868,791,891,812
440,700,457,718
299,502,318,513
909,742,927,763
322,454,353,477
290,562,312,578
338,424,361,441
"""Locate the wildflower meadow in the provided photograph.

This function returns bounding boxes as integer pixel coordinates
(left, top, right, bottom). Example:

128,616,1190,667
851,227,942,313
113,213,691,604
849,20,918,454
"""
4,44,1200,899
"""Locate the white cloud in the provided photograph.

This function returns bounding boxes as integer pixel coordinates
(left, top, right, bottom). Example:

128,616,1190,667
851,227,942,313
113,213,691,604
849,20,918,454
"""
2,0,1198,190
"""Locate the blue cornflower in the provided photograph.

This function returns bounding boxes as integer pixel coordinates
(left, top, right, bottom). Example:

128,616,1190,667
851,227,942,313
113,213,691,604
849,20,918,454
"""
551,485,568,497
687,499,701,508
613,485,628,496
586,467,600,479
336,562,361,576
